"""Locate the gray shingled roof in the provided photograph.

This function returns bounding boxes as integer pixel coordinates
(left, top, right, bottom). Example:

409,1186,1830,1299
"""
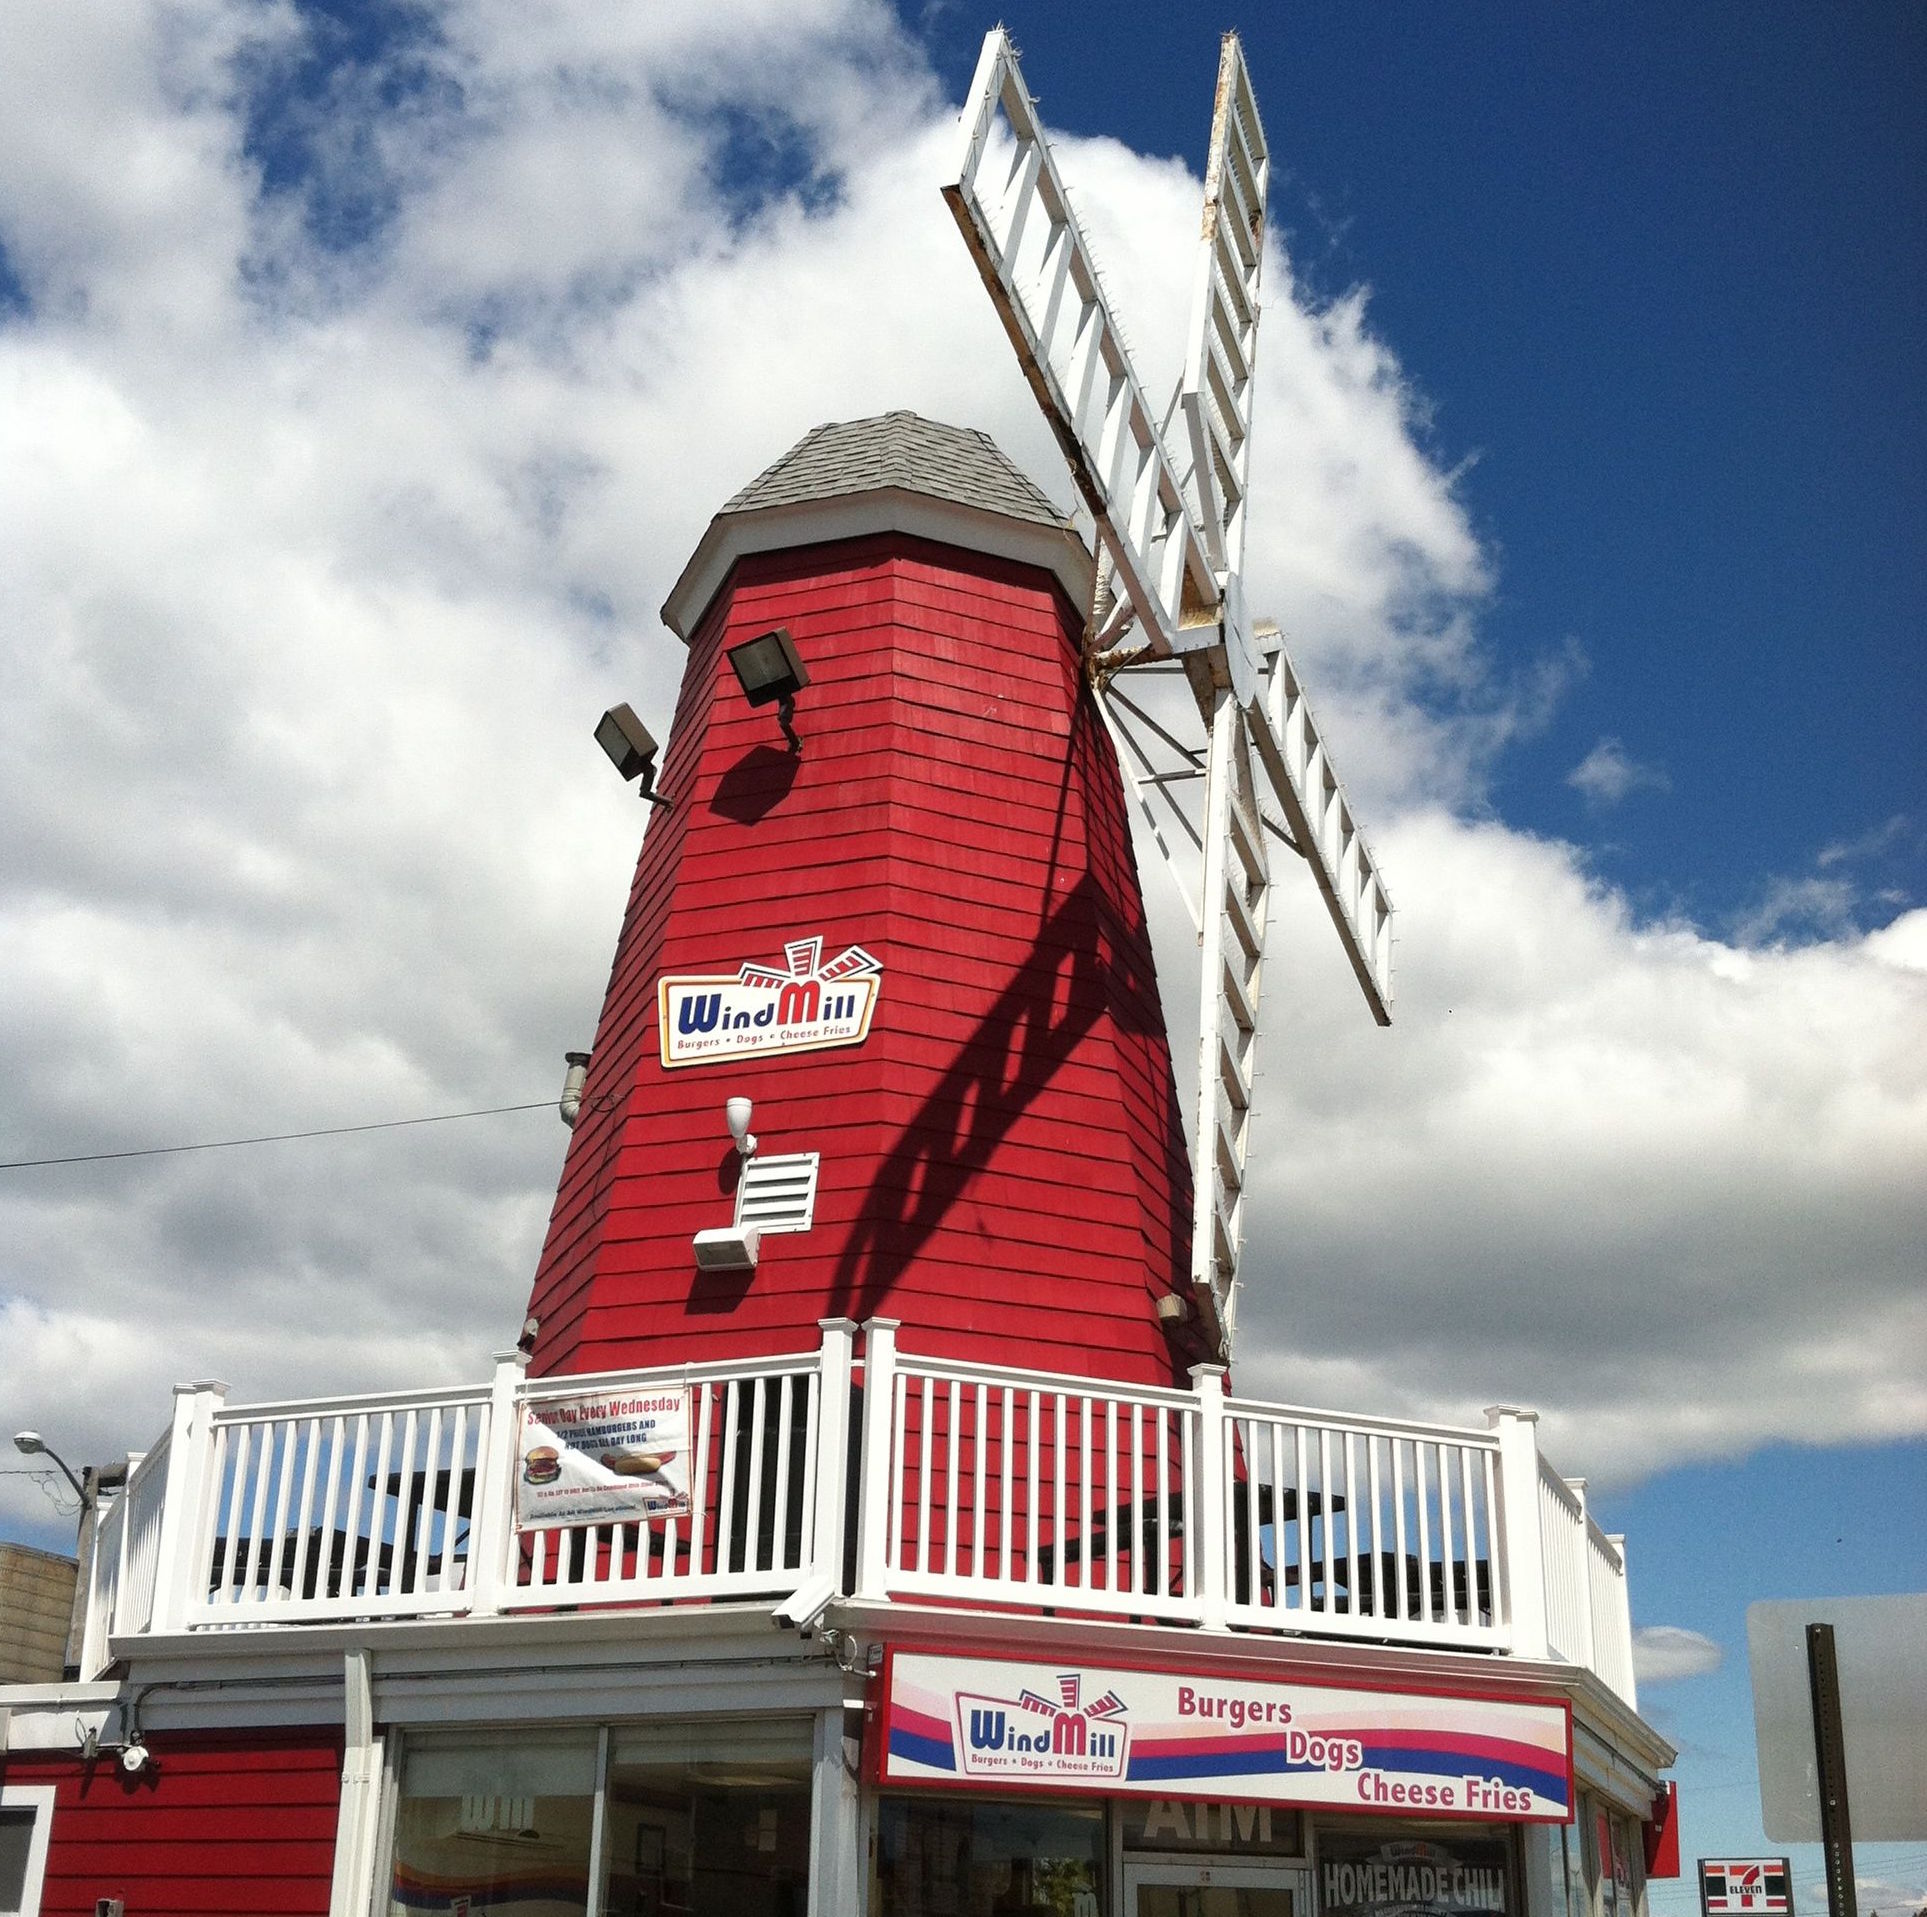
721,410,1065,530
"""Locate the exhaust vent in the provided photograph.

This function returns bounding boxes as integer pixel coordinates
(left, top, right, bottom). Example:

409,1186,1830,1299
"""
736,1153,820,1235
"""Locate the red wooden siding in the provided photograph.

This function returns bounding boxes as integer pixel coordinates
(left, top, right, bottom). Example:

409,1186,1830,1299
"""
6,1729,341,1914
525,532,1205,1387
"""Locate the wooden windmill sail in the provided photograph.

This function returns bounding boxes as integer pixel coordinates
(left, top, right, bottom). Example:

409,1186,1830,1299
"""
944,29,1395,1354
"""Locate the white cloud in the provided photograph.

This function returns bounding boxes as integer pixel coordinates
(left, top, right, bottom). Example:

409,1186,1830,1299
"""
1818,814,1910,868
1630,1625,1723,1683
1568,735,1670,807
0,1,1922,1543
1846,1874,1927,1911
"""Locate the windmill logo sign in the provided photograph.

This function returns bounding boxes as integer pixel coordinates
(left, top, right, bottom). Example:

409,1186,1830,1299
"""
950,1672,1131,1784
880,1651,1572,1819
658,935,882,1067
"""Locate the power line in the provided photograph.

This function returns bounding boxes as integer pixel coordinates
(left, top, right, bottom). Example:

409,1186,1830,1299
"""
0,1101,556,1172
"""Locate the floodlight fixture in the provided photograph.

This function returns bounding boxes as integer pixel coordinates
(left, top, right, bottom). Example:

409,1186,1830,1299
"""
594,703,669,805
726,627,809,751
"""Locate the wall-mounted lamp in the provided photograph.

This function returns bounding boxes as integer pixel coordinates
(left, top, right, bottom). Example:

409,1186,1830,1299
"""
726,627,809,752
725,1096,757,1158
594,703,670,805
79,1695,150,1775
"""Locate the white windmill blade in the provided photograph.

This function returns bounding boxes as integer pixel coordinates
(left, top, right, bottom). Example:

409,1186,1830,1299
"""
1192,687,1270,1350
1180,32,1269,582
944,29,1221,658
1246,638,1396,1025
946,26,1394,1357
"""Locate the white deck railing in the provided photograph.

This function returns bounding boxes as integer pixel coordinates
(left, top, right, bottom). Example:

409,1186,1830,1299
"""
193,1383,493,1626
1585,1518,1636,1708
855,1337,1204,1622
81,1437,166,1675
84,1322,1637,1707
1221,1393,1503,1649
501,1341,847,1610
1537,1460,1595,1667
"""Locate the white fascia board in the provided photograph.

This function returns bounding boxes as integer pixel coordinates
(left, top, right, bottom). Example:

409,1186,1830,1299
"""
0,1679,119,1750
661,489,1095,641
1573,1711,1673,1816
109,1605,847,1732
375,1653,848,1728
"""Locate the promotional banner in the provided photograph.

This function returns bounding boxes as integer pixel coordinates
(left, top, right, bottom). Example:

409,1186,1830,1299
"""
515,1387,692,1530
879,1651,1571,1822
658,935,881,1067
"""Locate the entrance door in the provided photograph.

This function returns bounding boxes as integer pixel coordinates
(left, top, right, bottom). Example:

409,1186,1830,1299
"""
1123,1861,1313,1917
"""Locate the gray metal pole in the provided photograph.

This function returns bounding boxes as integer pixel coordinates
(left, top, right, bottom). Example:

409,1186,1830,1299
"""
1805,1621,1857,1917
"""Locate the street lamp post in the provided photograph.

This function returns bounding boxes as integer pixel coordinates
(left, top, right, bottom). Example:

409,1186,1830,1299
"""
12,1430,88,1507
12,1430,116,1679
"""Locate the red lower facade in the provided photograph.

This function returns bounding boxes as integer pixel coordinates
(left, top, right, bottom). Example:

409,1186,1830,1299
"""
2,1729,341,1914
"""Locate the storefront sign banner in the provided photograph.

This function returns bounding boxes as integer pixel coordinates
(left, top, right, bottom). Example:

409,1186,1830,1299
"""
658,934,881,1067
515,1388,692,1530
879,1651,1571,1822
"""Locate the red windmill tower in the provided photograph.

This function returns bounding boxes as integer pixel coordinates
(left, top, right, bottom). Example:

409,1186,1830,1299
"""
524,411,1212,1390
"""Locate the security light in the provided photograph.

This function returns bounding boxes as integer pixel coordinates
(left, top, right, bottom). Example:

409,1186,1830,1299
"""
594,703,669,805
726,628,809,750
725,1096,757,1158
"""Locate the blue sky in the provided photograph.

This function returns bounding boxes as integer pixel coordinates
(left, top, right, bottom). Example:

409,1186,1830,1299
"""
928,6,1924,1890
0,1,1921,1898
919,2,1926,939
1591,1442,1927,1908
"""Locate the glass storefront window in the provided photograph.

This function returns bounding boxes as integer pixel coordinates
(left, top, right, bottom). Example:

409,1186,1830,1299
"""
1592,1807,1618,1917
389,1732,598,1916
1609,1814,1641,1917
386,1720,815,1917
876,1796,1105,1917
603,1730,811,1917
1560,1820,1589,1917
1122,1798,1303,1858
1317,1827,1516,1917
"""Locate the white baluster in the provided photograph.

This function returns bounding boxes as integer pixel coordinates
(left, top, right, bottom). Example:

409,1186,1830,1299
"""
853,1319,899,1602
1190,1366,1229,1630
464,1348,529,1619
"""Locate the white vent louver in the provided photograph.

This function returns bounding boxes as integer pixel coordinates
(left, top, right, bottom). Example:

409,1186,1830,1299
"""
735,1153,819,1235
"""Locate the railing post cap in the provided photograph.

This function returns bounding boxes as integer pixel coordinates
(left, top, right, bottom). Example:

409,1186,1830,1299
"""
862,1317,901,1333
491,1348,533,1371
176,1379,229,1397
817,1316,860,1334
1188,1363,1228,1385
1484,1404,1539,1426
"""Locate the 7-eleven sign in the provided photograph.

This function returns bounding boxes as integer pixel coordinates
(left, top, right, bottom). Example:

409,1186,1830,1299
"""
1700,1859,1793,1917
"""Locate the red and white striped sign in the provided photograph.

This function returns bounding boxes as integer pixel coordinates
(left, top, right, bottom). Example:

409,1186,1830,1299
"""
1699,1859,1793,1916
